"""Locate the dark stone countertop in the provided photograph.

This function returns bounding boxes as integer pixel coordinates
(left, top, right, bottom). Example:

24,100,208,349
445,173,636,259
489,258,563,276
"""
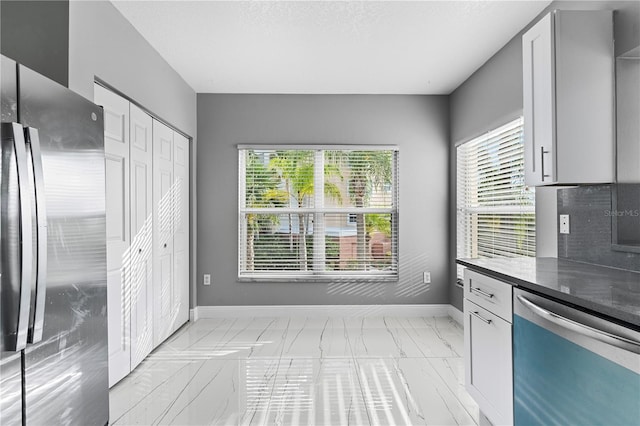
456,257,640,329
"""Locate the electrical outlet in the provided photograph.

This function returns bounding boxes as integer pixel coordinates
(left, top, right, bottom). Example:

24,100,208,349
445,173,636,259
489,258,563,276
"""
560,214,570,234
423,272,431,284
203,274,211,285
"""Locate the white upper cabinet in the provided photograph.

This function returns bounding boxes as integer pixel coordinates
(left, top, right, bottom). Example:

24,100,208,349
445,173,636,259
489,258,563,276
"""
616,46,640,183
522,10,614,186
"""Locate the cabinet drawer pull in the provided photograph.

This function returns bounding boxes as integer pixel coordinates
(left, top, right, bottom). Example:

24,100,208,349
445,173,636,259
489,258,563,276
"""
471,311,492,324
470,287,494,299
541,146,551,180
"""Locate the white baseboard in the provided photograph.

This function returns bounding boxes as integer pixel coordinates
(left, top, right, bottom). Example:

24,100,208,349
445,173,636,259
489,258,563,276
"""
189,307,199,322
193,304,459,320
448,305,463,326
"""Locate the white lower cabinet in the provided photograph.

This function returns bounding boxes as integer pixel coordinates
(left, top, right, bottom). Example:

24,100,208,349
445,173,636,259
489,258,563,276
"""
464,270,513,426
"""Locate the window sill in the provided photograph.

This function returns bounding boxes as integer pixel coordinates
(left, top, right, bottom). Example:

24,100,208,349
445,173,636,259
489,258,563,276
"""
238,274,399,283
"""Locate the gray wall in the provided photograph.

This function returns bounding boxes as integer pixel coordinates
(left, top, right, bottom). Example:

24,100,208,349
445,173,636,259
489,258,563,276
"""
1,1,69,87
68,1,195,136
68,1,199,308
197,94,449,307
448,0,640,311
450,0,639,146
450,36,524,146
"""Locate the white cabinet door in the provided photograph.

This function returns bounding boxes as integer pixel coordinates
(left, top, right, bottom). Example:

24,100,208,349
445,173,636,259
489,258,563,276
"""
464,299,513,426
522,11,613,186
94,84,131,387
172,133,189,332
152,120,175,346
129,104,154,368
616,55,640,183
522,12,555,186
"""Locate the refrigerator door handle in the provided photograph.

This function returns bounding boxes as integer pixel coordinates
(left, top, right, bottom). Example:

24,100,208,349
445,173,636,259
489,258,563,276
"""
25,127,48,344
9,122,34,351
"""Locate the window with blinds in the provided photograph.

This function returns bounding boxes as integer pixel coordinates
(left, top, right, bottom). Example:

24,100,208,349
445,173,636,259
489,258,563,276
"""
238,146,399,281
456,118,535,279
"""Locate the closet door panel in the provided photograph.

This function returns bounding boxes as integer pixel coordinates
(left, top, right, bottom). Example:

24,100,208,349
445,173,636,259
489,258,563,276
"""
94,84,130,387
172,133,189,331
152,120,175,346
129,104,153,368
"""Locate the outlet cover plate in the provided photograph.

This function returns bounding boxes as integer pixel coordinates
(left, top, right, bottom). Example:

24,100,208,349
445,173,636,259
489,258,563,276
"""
560,214,570,234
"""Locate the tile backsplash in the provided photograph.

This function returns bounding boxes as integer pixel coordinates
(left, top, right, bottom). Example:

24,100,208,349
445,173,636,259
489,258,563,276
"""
557,185,640,272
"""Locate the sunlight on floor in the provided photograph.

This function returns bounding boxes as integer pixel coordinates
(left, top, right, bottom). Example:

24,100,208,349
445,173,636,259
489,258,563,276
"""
109,316,478,425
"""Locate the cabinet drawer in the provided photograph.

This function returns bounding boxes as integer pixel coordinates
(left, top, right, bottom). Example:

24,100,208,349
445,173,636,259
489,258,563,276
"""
464,269,513,322
464,300,513,426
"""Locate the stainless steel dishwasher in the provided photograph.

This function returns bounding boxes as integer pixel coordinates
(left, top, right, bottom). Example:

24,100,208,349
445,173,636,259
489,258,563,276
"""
513,288,640,426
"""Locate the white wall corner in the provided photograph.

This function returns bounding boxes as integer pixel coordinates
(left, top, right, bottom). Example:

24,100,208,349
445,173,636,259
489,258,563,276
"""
535,186,559,257
448,305,464,326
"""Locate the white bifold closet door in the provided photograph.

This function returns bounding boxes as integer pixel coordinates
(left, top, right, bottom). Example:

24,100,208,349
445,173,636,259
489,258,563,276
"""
129,104,154,369
173,133,190,330
152,121,176,346
151,122,190,345
95,84,131,387
97,84,190,387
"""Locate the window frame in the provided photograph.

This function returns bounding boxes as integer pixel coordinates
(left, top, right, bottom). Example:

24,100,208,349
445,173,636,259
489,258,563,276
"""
238,145,399,282
456,118,536,280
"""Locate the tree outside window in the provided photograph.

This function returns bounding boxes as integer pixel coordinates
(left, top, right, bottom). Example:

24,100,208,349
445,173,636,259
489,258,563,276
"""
239,146,399,281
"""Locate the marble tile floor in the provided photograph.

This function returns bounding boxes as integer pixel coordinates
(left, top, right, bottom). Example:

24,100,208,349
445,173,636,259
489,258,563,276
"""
109,316,478,426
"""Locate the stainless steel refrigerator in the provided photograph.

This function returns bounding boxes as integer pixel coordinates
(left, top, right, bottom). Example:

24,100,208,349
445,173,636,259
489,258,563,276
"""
0,55,108,425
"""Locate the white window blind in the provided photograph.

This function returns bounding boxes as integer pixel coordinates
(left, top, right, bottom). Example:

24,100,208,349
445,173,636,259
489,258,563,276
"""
239,146,399,281
457,118,535,279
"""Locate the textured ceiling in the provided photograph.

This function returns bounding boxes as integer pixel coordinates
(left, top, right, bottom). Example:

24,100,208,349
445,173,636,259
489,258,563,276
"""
112,1,551,94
